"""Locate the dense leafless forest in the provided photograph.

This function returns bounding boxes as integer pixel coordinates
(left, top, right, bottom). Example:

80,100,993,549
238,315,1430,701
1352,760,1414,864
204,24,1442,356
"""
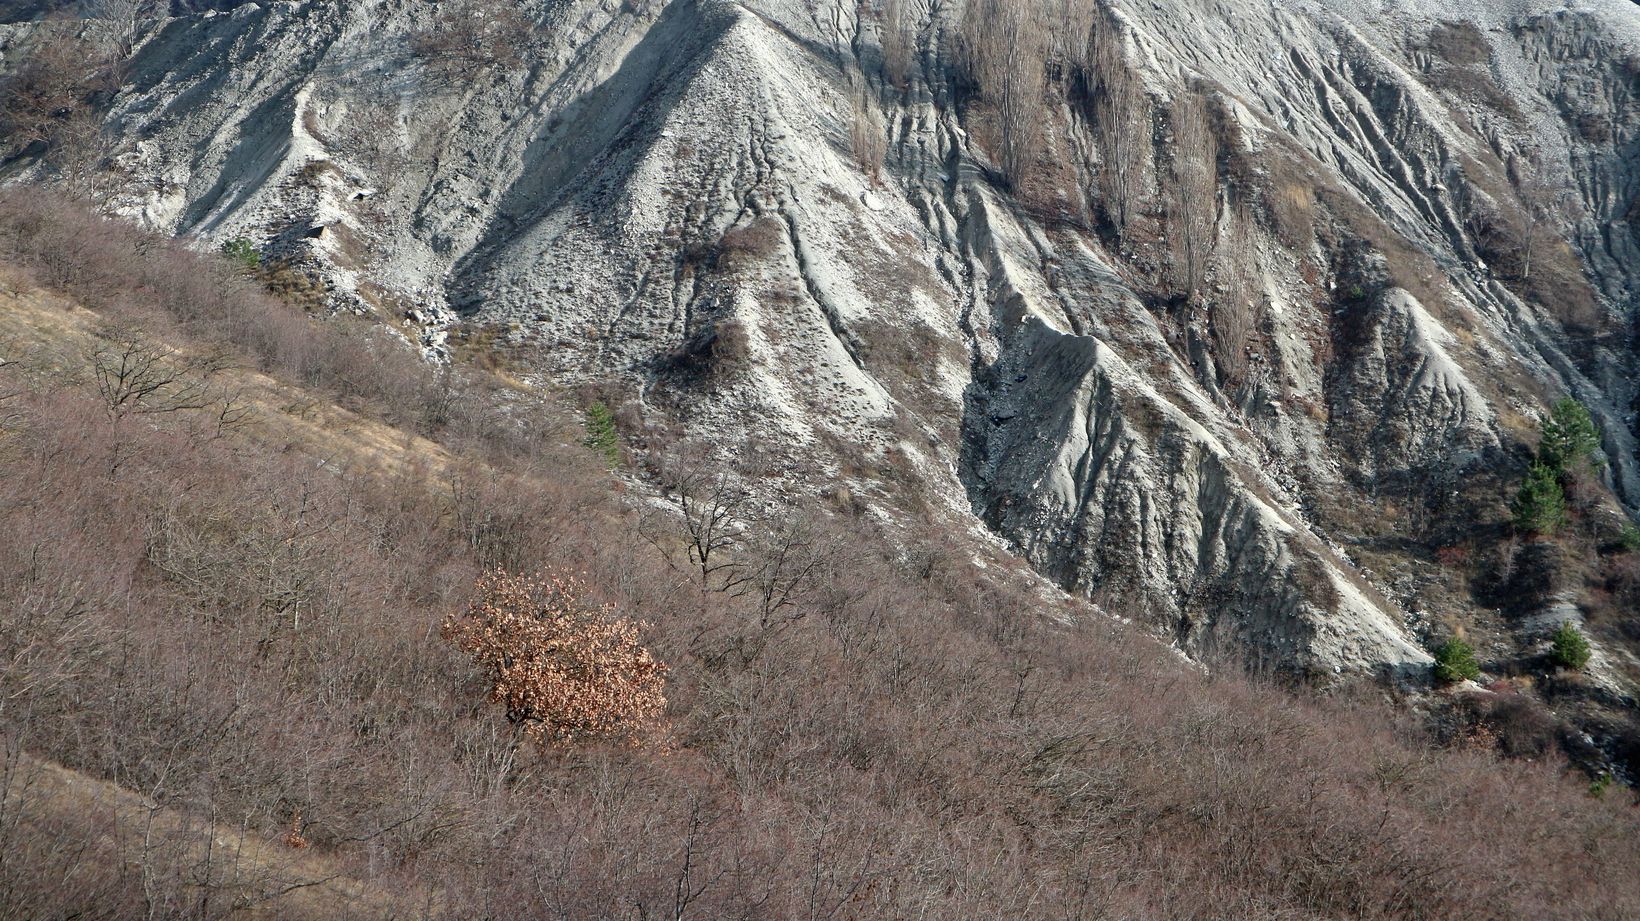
0,190,1637,918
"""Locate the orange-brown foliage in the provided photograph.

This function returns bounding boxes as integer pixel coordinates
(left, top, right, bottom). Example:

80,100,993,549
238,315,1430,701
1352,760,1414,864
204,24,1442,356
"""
443,569,667,747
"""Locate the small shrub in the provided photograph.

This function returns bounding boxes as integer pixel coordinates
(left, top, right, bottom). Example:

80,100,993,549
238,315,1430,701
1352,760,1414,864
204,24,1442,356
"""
441,568,667,748
1435,544,1471,568
653,319,750,381
716,218,785,266
584,401,620,466
1619,524,1640,554
256,259,330,312
1476,691,1558,758
1605,551,1640,626
1425,21,1491,68
1549,622,1592,671
1433,636,1481,684
220,238,261,272
283,814,310,850
296,159,339,186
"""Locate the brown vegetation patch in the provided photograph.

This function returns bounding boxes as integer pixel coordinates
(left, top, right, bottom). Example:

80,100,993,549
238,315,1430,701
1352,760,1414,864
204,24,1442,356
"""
1417,22,1522,118
716,216,786,269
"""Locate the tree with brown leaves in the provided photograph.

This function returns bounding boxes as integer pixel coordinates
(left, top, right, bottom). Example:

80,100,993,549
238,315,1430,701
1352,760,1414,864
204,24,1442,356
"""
442,568,667,748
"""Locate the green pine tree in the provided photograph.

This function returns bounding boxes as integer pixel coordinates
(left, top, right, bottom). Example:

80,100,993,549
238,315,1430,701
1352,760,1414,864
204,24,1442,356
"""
1549,622,1591,670
1433,636,1481,684
1538,397,1600,475
220,238,261,272
1512,462,1569,535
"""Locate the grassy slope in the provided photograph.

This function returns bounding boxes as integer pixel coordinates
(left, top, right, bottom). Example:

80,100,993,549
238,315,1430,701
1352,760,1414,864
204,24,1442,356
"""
0,752,412,920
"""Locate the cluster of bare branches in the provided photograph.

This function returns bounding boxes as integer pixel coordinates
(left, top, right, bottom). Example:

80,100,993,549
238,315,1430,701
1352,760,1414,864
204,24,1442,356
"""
1086,3,1152,236
644,456,837,634
961,0,1051,189
81,0,163,62
0,25,110,175
1465,168,1577,283
333,92,410,191
1167,87,1219,304
850,85,888,185
879,0,915,89
1048,0,1099,75
85,330,252,476
88,330,228,421
1211,205,1258,388
409,0,533,81
0,1,163,184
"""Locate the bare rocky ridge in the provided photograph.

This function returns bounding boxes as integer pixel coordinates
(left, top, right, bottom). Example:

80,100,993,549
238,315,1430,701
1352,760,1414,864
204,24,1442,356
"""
7,0,1640,688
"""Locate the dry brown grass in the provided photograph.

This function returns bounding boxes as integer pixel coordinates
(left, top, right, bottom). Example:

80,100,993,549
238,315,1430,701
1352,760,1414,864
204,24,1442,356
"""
0,276,455,479
715,216,786,269
1417,22,1522,118
1267,168,1317,250
0,753,411,920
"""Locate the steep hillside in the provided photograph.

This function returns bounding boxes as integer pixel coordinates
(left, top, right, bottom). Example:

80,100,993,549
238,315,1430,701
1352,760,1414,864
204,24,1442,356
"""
2,0,1631,683
1,189,1638,920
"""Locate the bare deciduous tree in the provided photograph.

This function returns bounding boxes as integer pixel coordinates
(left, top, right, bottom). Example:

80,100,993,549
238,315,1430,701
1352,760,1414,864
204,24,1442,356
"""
81,0,160,62
1049,0,1097,76
89,332,224,421
1167,88,1218,303
962,0,1050,189
675,469,756,594
850,86,887,185
1516,168,1578,282
336,93,410,192
1211,205,1257,388
1463,196,1520,270
879,0,914,89
1088,4,1151,236
641,455,761,596
182,386,256,443
745,511,834,629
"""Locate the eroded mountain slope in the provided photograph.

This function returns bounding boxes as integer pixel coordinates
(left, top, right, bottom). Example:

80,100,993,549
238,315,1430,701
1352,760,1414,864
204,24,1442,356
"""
7,0,1640,687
